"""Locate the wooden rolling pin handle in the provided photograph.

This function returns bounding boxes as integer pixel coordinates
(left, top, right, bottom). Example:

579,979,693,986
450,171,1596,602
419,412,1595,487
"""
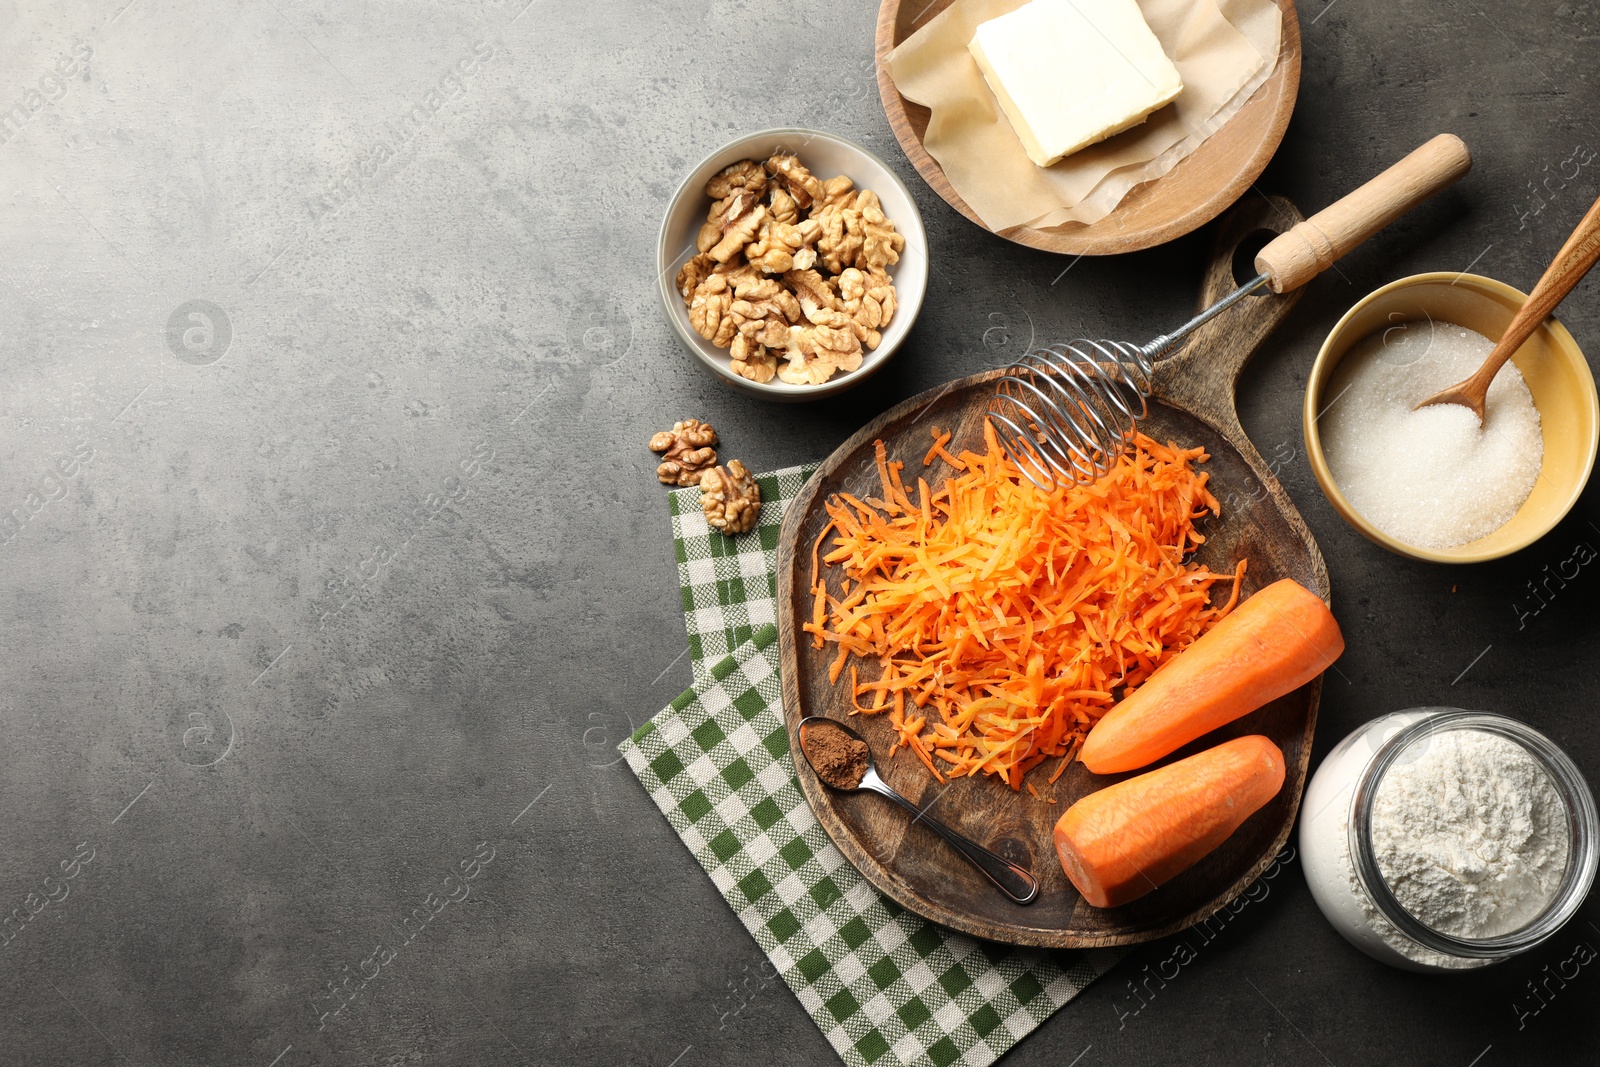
1255,134,1473,294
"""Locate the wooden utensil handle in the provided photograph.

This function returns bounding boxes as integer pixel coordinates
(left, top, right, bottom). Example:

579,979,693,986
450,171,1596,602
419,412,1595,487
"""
1468,192,1600,387
1255,134,1472,293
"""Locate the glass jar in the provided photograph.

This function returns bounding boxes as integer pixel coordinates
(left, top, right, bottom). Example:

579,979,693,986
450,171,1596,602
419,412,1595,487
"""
1300,708,1598,972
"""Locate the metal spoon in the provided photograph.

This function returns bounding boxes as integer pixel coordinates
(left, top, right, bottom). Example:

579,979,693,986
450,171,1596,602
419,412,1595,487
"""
796,716,1040,905
1414,191,1600,421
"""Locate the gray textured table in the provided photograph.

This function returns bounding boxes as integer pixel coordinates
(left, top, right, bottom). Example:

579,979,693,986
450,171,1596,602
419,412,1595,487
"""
0,0,1596,1064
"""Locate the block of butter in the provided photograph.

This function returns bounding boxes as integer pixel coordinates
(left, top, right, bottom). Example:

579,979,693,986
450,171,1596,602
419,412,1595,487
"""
969,0,1184,168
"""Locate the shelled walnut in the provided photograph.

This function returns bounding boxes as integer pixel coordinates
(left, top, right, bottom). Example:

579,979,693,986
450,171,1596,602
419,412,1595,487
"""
676,153,904,387
648,419,719,486
779,323,862,386
700,460,761,535
687,273,735,347
838,267,895,350
729,334,779,383
675,253,716,301
766,154,823,209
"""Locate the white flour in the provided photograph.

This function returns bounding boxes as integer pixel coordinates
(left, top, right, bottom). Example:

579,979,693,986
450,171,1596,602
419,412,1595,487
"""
1353,729,1569,965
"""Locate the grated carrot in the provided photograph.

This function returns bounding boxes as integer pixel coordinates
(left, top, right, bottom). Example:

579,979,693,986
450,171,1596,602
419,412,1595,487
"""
803,423,1246,790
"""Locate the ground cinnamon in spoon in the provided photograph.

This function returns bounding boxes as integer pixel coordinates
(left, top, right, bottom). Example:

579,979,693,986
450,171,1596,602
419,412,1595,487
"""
804,722,870,789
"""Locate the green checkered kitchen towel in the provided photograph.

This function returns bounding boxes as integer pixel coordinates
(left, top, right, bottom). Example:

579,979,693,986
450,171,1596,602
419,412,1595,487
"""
627,466,1120,1067
670,463,819,685
619,626,1113,1067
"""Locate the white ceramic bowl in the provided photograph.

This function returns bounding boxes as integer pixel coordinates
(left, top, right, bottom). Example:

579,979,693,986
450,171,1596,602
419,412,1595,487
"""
657,128,929,402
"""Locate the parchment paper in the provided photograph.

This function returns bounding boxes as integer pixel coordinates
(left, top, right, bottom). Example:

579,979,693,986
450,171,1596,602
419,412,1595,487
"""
886,0,1282,232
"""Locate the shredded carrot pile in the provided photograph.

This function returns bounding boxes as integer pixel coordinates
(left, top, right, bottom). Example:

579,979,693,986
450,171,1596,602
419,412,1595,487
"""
804,422,1245,790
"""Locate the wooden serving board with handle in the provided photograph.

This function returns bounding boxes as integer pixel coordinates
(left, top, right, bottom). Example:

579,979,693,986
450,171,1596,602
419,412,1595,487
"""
775,197,1329,947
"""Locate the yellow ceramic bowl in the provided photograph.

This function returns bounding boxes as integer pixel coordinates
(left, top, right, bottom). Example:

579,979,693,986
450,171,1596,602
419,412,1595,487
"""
1304,272,1599,564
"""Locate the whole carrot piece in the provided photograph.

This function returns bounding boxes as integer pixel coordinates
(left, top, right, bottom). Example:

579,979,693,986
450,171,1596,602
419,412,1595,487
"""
1080,578,1342,774
1054,735,1286,908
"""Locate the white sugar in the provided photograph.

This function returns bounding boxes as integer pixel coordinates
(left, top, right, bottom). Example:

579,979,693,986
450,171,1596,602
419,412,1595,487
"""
1320,320,1543,549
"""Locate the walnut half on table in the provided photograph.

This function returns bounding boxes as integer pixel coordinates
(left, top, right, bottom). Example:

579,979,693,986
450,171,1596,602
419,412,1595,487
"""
676,153,903,387
648,419,719,486
699,460,761,535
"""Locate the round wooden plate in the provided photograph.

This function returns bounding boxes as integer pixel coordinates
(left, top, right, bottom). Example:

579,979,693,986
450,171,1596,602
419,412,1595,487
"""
874,0,1302,255
776,199,1331,947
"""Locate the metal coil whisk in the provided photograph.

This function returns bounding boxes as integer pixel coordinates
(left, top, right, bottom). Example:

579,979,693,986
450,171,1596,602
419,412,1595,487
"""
985,272,1271,489
988,338,1159,489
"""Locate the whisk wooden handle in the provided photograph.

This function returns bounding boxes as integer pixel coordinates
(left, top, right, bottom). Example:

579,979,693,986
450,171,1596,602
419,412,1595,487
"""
1255,134,1472,293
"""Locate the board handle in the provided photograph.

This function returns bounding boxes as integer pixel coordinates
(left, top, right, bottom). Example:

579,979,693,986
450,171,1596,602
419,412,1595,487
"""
1154,195,1307,428
1255,134,1472,293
